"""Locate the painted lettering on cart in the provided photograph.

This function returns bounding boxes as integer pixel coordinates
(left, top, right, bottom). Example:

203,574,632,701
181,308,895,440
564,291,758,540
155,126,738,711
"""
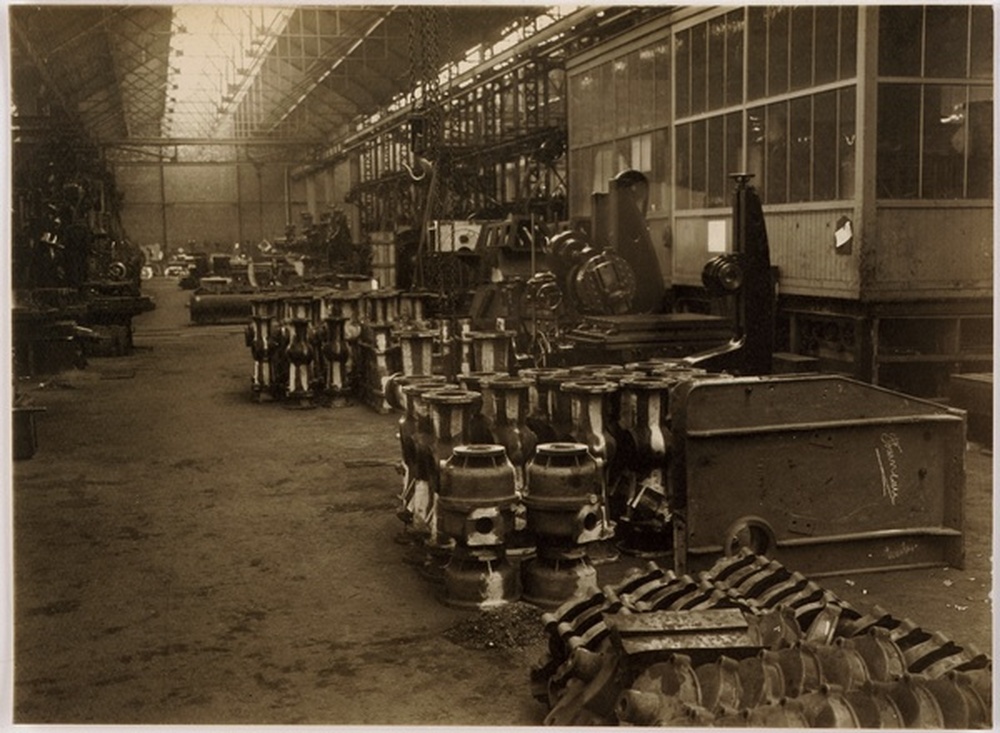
875,432,903,505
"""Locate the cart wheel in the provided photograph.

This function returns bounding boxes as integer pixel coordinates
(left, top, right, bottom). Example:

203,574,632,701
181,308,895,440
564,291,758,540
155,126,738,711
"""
723,516,776,557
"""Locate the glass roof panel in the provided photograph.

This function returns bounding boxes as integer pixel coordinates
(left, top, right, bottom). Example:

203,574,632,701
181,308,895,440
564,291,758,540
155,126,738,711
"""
164,6,292,138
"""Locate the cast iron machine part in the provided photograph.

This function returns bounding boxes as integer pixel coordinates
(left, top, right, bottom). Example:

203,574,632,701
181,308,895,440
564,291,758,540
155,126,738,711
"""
532,551,991,727
397,328,437,378
454,371,506,442
545,229,637,318
437,444,522,609
591,168,664,315
518,366,572,444
477,374,540,558
322,290,363,389
686,172,774,376
560,377,626,563
521,442,604,609
613,374,675,555
397,379,450,534
244,295,283,401
316,292,357,400
668,374,966,576
278,295,319,402
418,387,482,580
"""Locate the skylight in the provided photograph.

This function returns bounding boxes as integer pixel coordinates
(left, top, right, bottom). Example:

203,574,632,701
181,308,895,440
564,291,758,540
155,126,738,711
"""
163,6,291,138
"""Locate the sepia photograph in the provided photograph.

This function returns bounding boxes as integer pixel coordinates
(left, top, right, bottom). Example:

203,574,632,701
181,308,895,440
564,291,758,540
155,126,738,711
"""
4,3,994,728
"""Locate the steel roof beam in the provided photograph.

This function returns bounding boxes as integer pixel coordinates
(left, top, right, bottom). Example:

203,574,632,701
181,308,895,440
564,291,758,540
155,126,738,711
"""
264,8,396,135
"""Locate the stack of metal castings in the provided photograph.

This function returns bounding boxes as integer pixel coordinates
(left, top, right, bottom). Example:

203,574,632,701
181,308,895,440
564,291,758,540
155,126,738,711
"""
243,287,439,406
396,367,623,610
246,295,282,401
393,359,725,609
244,288,364,403
531,550,991,727
521,442,604,608
317,290,363,400
613,374,675,554
362,297,512,412
357,290,418,412
517,359,714,560
281,295,318,401
398,376,534,607
412,387,483,581
437,444,521,609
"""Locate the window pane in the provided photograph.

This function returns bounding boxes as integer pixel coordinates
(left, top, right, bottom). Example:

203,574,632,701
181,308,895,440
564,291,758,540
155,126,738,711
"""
725,10,744,107
594,145,614,193
598,63,613,139
970,6,993,79
615,138,632,176
747,106,766,186
722,112,746,205
924,6,968,78
839,7,858,78
726,112,742,184
789,96,812,202
638,46,656,130
813,91,838,201
966,87,993,198
691,120,707,207
627,51,641,132
614,58,629,136
653,42,671,123
877,84,920,198
581,73,597,144
650,128,671,215
676,124,691,209
630,133,652,172
675,30,691,118
569,74,586,146
707,116,726,206
691,23,708,115
790,7,814,91
747,7,767,100
767,7,790,96
709,15,726,110
878,6,922,77
922,85,967,198
814,6,839,85
766,103,788,203
838,88,857,199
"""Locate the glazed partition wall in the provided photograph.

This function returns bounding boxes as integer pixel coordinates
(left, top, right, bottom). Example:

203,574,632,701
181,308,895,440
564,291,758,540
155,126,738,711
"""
871,4,993,300
567,31,672,284
566,5,992,300
567,6,862,297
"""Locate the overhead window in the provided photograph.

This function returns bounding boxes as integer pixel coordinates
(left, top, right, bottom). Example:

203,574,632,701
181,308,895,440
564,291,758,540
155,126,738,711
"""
876,6,993,200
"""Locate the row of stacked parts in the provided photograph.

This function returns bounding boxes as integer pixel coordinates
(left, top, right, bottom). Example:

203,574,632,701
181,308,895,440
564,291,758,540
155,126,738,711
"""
243,287,446,407
392,360,727,609
532,549,991,727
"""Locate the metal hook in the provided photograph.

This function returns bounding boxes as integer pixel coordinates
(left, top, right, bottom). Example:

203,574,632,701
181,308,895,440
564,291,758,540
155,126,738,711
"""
402,156,433,182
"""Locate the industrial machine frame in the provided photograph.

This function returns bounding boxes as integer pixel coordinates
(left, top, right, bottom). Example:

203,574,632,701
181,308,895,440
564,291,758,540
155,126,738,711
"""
669,374,966,578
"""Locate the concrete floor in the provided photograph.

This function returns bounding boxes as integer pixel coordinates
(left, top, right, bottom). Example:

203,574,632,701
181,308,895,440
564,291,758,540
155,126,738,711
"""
8,276,994,725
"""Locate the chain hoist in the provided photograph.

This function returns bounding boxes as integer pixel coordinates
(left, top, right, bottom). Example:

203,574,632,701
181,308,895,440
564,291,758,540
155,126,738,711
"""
404,7,449,288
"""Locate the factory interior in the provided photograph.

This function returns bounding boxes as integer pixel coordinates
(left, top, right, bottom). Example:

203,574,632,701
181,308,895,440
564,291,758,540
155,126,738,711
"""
6,4,995,728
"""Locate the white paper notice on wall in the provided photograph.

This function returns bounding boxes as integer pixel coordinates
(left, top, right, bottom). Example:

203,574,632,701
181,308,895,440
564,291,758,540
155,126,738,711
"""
834,216,853,254
707,219,728,253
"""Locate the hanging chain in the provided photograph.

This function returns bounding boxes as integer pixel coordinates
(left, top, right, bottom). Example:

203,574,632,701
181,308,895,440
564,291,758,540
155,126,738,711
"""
420,7,442,160
406,8,418,111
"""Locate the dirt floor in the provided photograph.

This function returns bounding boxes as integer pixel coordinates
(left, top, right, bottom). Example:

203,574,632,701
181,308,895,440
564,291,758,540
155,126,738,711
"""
8,276,994,725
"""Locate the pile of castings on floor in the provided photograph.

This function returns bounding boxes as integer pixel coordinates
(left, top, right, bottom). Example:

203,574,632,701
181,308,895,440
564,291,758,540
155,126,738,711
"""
532,550,991,727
